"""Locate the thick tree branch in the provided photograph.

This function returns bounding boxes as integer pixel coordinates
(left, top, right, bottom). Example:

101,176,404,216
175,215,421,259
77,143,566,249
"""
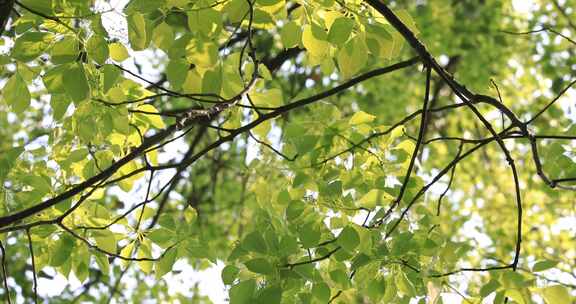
365,0,524,271
0,0,15,36
0,57,418,229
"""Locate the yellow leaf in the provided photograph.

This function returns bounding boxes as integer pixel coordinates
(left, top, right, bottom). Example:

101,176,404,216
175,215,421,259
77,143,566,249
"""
349,111,376,125
136,104,166,129
302,24,330,61
186,41,218,68
182,70,202,94
137,244,153,274
120,241,135,268
358,189,393,209
249,88,283,108
109,43,129,62
541,285,571,304
395,9,420,36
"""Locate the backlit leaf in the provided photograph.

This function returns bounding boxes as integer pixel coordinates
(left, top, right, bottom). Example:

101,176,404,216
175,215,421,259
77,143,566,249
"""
281,21,301,48
109,43,129,62
230,280,256,304
337,225,360,252
541,285,571,304
63,63,91,102
2,73,30,113
222,265,240,285
244,258,274,275
302,24,330,60
128,12,149,50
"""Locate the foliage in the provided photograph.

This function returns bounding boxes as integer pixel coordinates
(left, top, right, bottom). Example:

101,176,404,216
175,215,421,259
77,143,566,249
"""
0,0,575,303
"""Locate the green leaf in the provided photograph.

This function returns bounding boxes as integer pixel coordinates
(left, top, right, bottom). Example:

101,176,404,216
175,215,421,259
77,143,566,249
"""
256,285,282,304
352,254,372,272
0,147,24,180
2,73,30,113
276,237,297,257
244,258,274,275
500,271,525,289
166,59,189,90
293,264,315,280
18,0,53,14
330,269,350,289
148,228,175,248
93,230,117,253
395,9,420,36
532,260,558,272
382,276,397,302
358,189,393,209
337,36,369,79
286,200,306,220
50,94,70,121
101,64,121,93
298,223,321,248
202,68,222,95
186,42,218,68
242,232,268,254
312,282,331,302
230,279,256,304
281,21,301,48
94,252,110,275
22,175,51,195
337,225,360,252
328,17,354,46
366,277,386,301
152,22,174,51
188,9,222,37
12,32,52,62
396,270,416,297
51,235,75,267
125,0,160,13
257,0,282,6
277,190,291,205
63,63,91,102
87,34,109,65
321,180,342,198
480,279,500,297
127,12,149,50
540,285,571,304
365,24,395,59
43,65,67,94
252,10,275,28
112,112,130,134
51,36,78,64
156,249,178,279
291,135,318,155
221,265,240,285
74,246,90,282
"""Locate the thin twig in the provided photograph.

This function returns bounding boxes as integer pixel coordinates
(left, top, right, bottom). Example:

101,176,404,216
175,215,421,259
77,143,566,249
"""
26,229,38,304
0,241,11,304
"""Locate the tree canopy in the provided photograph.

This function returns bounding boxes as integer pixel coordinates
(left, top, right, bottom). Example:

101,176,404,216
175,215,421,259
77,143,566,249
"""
0,0,575,303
